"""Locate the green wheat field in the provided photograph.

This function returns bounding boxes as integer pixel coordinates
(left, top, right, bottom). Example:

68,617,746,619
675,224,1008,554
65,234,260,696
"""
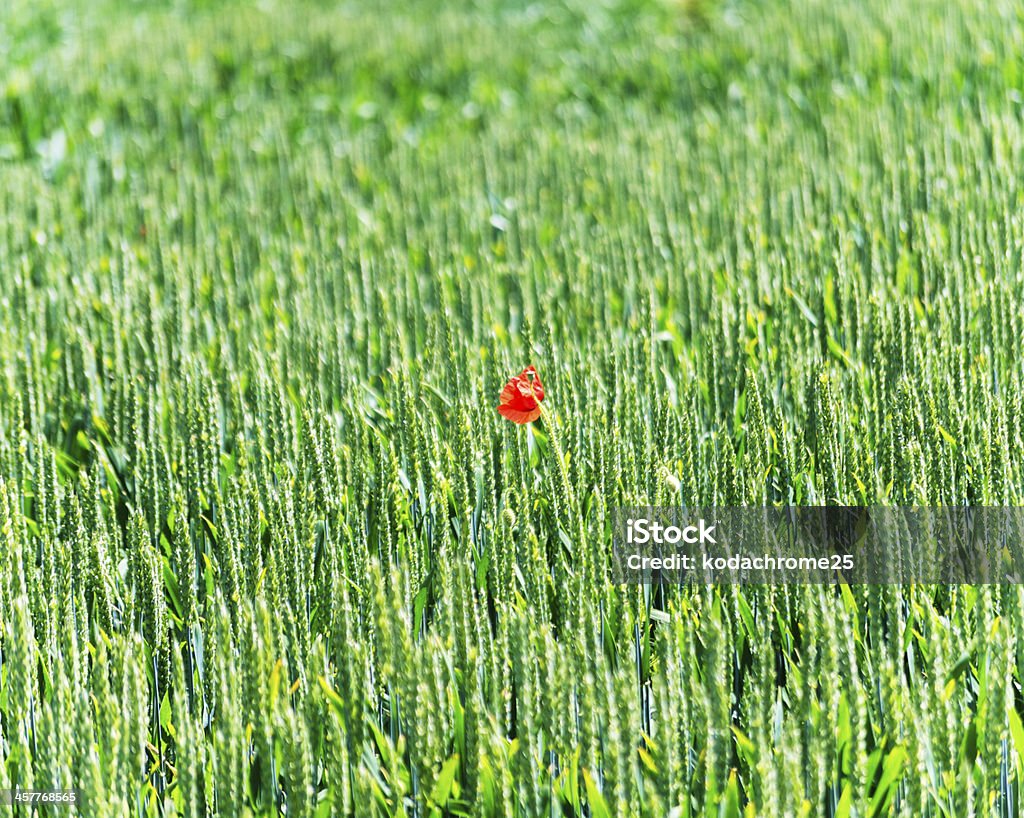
2,0,1024,815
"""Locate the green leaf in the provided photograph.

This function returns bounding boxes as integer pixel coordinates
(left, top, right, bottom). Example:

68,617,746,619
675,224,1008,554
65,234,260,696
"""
869,746,907,817
1009,708,1024,773
720,770,741,818
834,784,853,818
583,771,612,818
430,755,460,807
731,727,757,772
318,676,346,711
159,691,174,738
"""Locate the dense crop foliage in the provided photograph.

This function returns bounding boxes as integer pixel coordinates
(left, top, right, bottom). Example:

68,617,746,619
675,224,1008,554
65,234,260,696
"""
3,0,1024,814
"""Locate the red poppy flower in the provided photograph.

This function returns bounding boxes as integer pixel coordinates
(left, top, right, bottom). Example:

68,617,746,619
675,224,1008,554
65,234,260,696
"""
497,366,544,424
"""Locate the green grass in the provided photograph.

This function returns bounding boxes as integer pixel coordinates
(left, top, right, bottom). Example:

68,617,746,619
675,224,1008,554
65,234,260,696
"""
2,0,1024,814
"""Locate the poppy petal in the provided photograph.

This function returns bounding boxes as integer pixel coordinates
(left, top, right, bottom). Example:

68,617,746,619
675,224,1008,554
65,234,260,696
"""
498,404,541,424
